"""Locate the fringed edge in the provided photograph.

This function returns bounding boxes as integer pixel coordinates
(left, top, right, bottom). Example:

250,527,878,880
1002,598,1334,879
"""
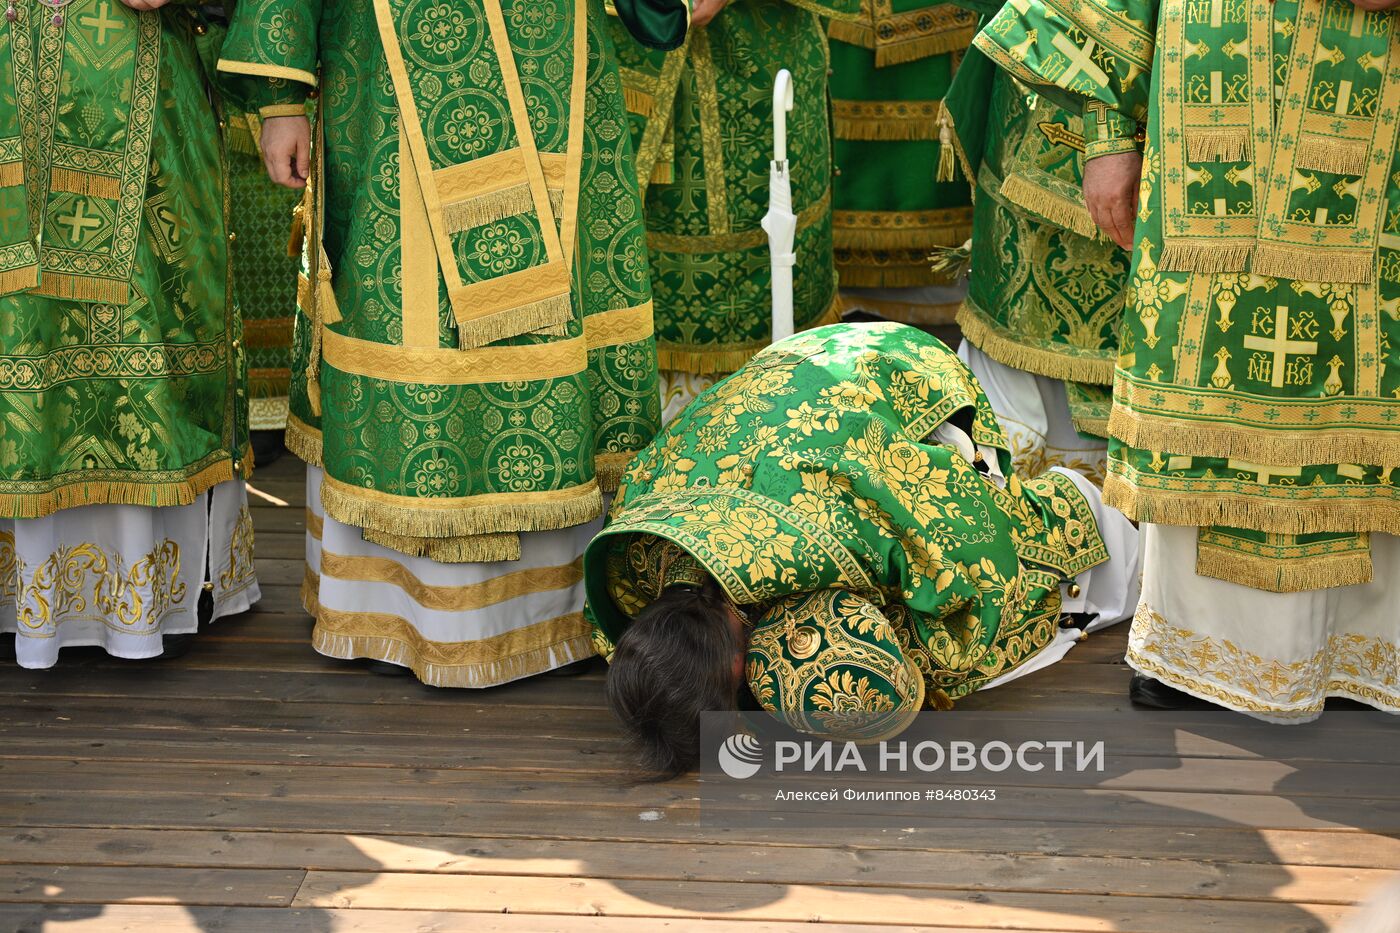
874,30,980,67
0,161,24,188
656,293,843,375
1195,543,1373,593
31,273,131,304
1184,131,1249,164
224,124,261,157
284,414,324,467
623,85,655,117
320,476,604,540
0,456,241,521
441,183,534,234
1103,473,1400,536
595,450,638,492
1107,403,1400,468
48,168,121,200
926,242,972,283
1157,240,1254,275
827,19,874,49
310,625,597,688
999,174,1098,240
832,221,974,251
957,302,1116,385
833,117,938,142
1251,243,1373,287
360,528,523,563
835,262,961,289
454,291,572,350
1070,412,1110,439
0,264,39,296
1295,137,1369,178
840,293,960,327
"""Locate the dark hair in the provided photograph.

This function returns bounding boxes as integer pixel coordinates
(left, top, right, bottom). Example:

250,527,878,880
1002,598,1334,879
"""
605,579,741,781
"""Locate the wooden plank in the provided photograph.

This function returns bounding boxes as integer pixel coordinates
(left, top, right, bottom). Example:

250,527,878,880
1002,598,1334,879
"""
291,870,1347,932
0,904,1000,933
5,789,1398,856
0,864,303,907
0,828,1387,905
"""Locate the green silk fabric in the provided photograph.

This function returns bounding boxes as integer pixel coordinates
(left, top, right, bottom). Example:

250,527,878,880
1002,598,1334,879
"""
945,45,1129,428
975,0,1400,592
828,3,977,288
613,0,690,50
0,3,246,518
220,0,661,556
585,323,1110,719
609,0,860,374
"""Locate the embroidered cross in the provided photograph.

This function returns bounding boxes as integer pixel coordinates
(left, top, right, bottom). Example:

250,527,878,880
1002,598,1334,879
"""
1227,459,1303,484
57,201,103,244
1051,34,1109,88
80,2,125,46
1243,306,1318,388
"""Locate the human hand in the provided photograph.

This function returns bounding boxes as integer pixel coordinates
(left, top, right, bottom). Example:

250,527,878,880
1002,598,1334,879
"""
1348,0,1400,11
692,0,729,28
260,115,311,189
1082,150,1143,251
118,0,172,9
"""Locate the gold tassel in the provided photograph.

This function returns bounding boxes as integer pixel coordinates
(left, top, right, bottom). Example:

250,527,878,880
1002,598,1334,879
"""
1158,241,1253,274
0,161,24,188
1295,137,1369,178
1195,543,1373,593
936,113,957,183
441,183,534,234
1251,243,1373,286
286,203,306,259
49,168,120,200
998,174,1099,240
1185,131,1249,164
320,477,604,539
455,291,573,350
957,301,1117,385
927,688,955,711
360,528,523,563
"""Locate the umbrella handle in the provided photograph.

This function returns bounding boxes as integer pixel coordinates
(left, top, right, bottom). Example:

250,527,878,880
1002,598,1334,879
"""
773,69,793,165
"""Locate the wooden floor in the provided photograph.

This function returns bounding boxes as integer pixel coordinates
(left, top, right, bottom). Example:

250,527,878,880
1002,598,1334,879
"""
1,454,1397,933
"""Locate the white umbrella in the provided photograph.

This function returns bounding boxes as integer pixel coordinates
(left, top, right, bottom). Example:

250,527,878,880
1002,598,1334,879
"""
761,69,796,344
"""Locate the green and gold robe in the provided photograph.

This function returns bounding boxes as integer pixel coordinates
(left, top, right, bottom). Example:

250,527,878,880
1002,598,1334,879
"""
610,0,860,375
943,43,1131,450
585,322,1109,739
219,0,661,560
829,1,977,293
0,1,247,517
976,0,1400,592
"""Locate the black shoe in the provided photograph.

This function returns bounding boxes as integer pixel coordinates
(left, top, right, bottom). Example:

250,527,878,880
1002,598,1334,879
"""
545,656,599,677
1129,673,1209,710
155,632,197,661
251,430,286,468
0,633,14,661
366,659,413,677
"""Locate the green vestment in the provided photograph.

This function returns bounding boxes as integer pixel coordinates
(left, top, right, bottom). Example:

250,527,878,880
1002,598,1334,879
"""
584,322,1109,737
0,1,247,518
609,0,861,374
829,2,977,290
975,0,1400,592
944,44,1131,438
219,0,661,560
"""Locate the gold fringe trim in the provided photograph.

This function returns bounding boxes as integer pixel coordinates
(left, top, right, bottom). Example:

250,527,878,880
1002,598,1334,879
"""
595,450,637,492
0,161,24,188
833,108,940,141
1108,399,1400,467
832,220,974,251
320,474,603,539
311,625,596,688
441,183,534,234
839,293,960,327
0,264,39,296
32,273,130,304
224,124,261,157
1194,544,1373,593
1295,137,1368,177
359,529,523,563
1250,243,1373,287
1103,473,1400,536
957,301,1117,385
650,160,674,185
999,174,1098,240
623,85,654,117
656,292,843,375
455,292,573,350
1185,131,1249,164
1158,241,1253,275
875,31,978,67
49,168,121,200
835,262,959,289
0,456,243,521
285,413,324,467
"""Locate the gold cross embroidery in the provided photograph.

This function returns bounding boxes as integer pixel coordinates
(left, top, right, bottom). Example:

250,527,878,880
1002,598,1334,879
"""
57,201,103,244
1243,306,1318,388
1051,34,1109,88
80,2,126,46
